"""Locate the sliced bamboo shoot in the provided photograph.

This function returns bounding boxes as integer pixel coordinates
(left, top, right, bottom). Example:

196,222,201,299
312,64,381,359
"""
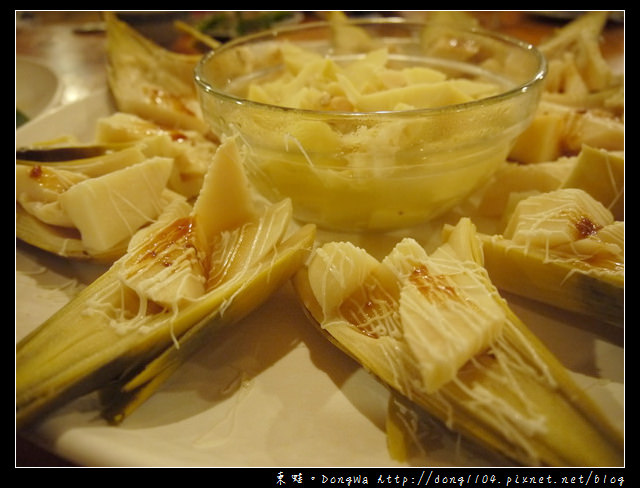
16,137,316,429
293,217,622,466
478,188,623,325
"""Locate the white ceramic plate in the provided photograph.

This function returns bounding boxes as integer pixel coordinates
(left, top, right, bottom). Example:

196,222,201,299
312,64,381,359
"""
16,56,63,122
15,90,624,467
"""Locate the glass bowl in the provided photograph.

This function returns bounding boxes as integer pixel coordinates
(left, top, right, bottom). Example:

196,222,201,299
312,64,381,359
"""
195,19,546,232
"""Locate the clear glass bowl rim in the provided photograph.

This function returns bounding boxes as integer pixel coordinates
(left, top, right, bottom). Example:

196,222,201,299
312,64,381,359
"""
194,17,548,118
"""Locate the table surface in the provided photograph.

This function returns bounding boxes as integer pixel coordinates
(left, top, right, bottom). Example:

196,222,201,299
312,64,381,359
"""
15,10,624,468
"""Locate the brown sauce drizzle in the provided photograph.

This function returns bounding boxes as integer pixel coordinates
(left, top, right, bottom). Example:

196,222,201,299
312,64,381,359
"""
574,215,602,239
339,263,463,339
133,216,199,268
340,280,397,339
408,264,460,305
29,165,43,178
